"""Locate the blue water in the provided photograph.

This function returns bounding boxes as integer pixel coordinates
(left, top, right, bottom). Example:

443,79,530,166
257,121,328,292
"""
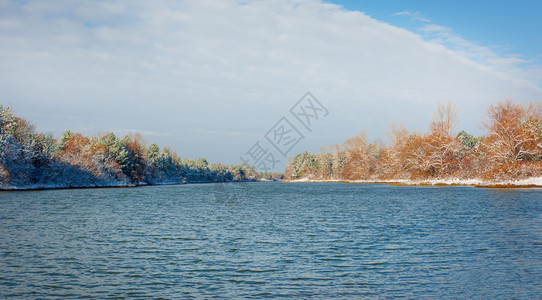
1,182,541,298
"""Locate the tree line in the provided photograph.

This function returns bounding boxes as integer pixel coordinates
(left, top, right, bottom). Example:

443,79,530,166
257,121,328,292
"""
0,105,255,188
285,100,542,182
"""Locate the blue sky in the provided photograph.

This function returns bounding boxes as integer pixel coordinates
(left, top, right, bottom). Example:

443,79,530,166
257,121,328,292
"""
1,0,541,171
331,0,542,58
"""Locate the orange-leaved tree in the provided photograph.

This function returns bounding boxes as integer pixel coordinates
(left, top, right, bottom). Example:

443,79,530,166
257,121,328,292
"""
425,101,460,176
483,100,541,164
341,132,370,180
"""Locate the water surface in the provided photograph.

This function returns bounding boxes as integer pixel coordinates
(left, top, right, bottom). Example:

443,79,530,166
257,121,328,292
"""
1,183,541,298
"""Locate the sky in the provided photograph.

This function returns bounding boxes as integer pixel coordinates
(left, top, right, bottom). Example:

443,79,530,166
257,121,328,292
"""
1,0,541,171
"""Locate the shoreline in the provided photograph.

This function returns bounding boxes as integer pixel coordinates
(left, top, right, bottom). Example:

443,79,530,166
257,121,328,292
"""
3,177,542,191
284,177,542,188
0,179,257,192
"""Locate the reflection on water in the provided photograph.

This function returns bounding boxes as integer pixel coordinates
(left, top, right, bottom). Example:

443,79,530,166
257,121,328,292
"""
1,183,541,298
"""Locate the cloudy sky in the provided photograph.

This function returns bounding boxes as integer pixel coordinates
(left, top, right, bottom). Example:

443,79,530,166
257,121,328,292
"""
1,0,541,170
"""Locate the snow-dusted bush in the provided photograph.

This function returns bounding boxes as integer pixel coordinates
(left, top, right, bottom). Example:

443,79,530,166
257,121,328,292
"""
1,105,253,189
285,100,542,182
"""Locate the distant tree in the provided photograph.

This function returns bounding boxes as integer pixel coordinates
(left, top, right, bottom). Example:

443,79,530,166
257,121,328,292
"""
330,143,344,179
0,106,50,184
58,133,92,168
483,100,540,163
29,133,55,170
1,105,250,188
58,130,74,151
285,99,542,182
385,122,409,176
457,130,479,150
0,105,17,184
146,143,161,165
318,146,333,179
0,105,17,137
523,102,542,160
402,132,433,176
122,133,146,182
284,157,296,180
240,163,256,178
366,140,383,178
289,151,319,179
238,167,246,179
157,147,183,178
425,102,460,176
341,132,370,179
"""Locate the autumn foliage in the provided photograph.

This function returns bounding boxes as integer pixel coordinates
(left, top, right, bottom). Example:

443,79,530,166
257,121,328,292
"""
286,100,542,182
0,105,255,188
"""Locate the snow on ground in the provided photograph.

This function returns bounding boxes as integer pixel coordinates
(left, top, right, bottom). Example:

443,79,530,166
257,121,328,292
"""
287,177,542,188
0,181,135,191
4,177,542,190
415,178,483,186
495,177,542,186
290,178,343,182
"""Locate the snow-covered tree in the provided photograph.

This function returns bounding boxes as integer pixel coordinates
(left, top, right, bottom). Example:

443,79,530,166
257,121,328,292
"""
457,130,479,150
425,102,461,176
318,146,333,179
341,132,370,179
483,100,540,163
385,122,409,176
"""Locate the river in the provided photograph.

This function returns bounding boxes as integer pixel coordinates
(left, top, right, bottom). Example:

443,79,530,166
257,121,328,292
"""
1,182,541,298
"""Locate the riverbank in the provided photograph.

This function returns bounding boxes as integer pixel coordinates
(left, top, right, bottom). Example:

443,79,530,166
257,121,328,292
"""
285,177,542,188
0,179,258,191
4,177,541,191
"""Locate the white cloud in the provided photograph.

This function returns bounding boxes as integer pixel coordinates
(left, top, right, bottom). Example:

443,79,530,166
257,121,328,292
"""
419,24,451,33
418,23,540,85
392,11,431,22
0,0,541,169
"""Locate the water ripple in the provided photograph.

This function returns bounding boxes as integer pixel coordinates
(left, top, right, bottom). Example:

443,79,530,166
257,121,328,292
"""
0,183,541,298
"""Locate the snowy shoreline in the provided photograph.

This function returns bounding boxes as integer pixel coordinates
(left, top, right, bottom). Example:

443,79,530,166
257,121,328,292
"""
285,177,542,188
0,179,257,191
3,177,542,191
